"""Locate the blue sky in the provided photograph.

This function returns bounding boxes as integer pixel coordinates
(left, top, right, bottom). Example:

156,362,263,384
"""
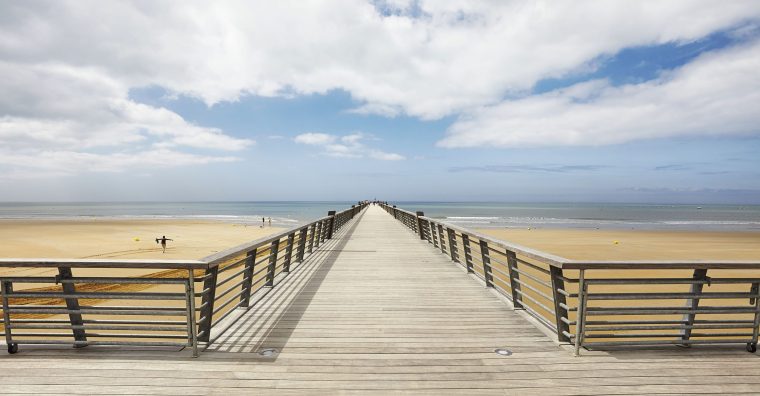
1,1,760,203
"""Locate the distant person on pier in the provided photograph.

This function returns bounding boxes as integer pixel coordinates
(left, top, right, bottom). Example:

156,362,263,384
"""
155,235,173,253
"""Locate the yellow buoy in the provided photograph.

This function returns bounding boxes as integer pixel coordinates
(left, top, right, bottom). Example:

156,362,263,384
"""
613,240,619,245
133,237,140,242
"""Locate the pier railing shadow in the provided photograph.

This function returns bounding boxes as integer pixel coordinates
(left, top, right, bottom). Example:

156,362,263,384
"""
380,202,760,356
204,209,364,359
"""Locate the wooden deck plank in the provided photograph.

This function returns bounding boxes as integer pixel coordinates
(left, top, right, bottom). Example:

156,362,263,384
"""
1,205,758,394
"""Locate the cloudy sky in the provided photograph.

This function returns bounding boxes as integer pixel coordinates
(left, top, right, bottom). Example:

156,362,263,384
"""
1,0,760,203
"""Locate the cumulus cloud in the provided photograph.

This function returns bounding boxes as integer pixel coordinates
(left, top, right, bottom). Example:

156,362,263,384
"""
294,132,404,160
1,0,759,173
438,38,760,148
293,133,337,145
0,61,252,176
4,1,759,115
0,149,239,180
368,150,406,161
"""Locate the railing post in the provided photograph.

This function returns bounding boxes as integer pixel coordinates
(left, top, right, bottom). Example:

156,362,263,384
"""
308,223,316,253
283,232,295,273
505,250,523,309
479,240,493,288
437,224,446,253
351,205,356,218
57,267,87,347
550,267,571,343
266,240,279,286
186,269,199,357
416,212,425,240
680,268,708,345
197,266,218,343
430,221,438,247
750,282,760,353
1,280,16,354
240,248,257,307
296,227,308,262
447,228,458,263
327,211,336,239
392,205,397,219
314,221,322,248
574,269,587,357
461,234,474,273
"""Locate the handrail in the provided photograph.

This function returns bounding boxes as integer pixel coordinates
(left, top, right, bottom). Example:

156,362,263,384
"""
0,258,206,269
0,202,370,357
201,215,333,266
383,205,760,270
379,202,760,356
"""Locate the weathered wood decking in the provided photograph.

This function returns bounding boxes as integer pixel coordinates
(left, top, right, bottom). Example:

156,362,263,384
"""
1,206,759,395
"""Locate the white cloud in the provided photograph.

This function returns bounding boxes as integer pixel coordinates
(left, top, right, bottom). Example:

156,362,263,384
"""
438,38,760,148
0,149,239,179
293,132,405,160
369,150,405,161
3,1,758,118
0,59,252,177
293,132,337,145
1,0,759,172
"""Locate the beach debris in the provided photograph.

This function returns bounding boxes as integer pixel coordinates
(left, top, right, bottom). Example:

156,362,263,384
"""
133,237,140,242
613,240,619,245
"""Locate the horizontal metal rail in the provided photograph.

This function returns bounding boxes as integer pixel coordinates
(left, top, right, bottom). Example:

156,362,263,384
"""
0,202,369,357
380,202,760,356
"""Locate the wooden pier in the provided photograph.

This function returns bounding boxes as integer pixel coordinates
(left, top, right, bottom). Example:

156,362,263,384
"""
1,205,760,394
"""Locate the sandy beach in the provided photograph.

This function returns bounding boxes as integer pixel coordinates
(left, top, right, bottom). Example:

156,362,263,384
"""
475,228,760,337
476,228,760,261
0,219,283,280
0,219,283,261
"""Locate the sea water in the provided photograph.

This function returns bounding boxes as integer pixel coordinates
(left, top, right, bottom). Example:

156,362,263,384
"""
1,201,759,231
393,202,760,231
0,201,356,227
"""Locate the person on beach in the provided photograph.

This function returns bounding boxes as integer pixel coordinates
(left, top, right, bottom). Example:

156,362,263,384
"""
155,235,173,253
262,217,265,227
268,217,272,226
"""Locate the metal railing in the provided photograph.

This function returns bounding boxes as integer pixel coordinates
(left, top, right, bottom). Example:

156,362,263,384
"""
380,203,760,355
0,202,369,356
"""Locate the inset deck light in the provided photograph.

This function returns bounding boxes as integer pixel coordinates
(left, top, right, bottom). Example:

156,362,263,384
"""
258,348,278,357
494,348,513,356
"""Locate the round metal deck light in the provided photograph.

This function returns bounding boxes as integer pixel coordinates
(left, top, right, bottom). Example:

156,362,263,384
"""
494,348,512,356
258,348,278,357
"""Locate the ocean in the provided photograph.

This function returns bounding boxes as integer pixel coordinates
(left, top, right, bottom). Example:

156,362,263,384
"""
1,201,759,231
0,202,356,228
394,202,760,231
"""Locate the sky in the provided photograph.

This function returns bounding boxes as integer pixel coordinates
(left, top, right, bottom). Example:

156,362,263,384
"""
1,0,760,204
